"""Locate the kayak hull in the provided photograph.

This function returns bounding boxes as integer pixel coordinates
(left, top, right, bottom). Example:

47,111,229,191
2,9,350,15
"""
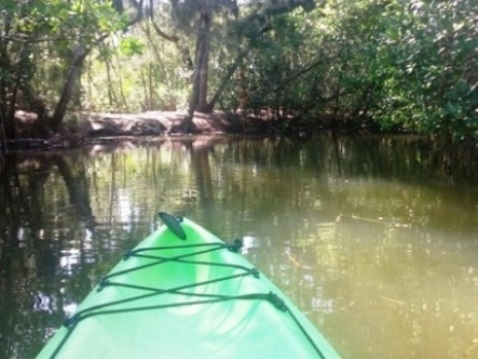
37,216,340,358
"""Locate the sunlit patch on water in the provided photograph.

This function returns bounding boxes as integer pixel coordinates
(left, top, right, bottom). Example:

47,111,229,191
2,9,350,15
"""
34,292,58,313
312,297,334,314
33,292,75,322
62,302,78,317
60,249,80,274
239,235,261,255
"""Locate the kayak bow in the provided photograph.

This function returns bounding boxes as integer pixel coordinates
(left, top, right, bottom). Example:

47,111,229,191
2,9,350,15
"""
37,213,340,358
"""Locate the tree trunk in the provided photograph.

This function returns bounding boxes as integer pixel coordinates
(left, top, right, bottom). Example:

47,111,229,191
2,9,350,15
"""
184,9,212,132
208,49,248,111
192,11,211,113
0,11,16,140
196,19,210,112
0,101,16,140
182,0,312,132
50,45,88,132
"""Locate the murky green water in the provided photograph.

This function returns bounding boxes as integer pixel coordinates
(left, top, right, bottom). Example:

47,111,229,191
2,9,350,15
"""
1,135,478,358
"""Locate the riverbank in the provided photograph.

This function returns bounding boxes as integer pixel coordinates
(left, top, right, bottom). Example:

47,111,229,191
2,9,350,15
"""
84,110,240,136
2,109,322,152
1,110,238,151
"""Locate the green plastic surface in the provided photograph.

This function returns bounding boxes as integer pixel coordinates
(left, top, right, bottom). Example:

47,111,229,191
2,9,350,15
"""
37,217,341,358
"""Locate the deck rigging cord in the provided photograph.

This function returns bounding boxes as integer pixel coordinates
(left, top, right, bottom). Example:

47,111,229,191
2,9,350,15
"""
48,214,326,359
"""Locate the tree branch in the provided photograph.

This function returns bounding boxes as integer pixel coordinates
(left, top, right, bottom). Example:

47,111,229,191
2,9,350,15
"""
0,34,92,43
149,21,180,42
148,0,180,42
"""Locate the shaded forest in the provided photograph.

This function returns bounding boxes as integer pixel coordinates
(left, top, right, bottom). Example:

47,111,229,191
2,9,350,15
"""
0,0,477,144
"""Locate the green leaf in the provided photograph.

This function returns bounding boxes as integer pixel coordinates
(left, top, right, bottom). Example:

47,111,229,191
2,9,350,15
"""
119,37,145,57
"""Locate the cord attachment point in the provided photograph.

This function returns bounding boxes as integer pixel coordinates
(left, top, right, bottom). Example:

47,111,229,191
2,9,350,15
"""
266,292,288,312
227,238,243,253
63,315,78,329
97,278,110,292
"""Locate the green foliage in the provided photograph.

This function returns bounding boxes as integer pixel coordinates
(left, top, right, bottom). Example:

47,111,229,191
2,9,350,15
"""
293,0,478,140
0,0,125,135
119,37,145,57
2,0,477,141
374,0,478,140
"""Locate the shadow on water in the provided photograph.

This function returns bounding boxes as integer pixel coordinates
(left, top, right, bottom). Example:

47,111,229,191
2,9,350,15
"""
0,153,99,358
0,135,477,358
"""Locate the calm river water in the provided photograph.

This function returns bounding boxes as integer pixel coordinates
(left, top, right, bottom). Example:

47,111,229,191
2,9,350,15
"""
1,135,478,358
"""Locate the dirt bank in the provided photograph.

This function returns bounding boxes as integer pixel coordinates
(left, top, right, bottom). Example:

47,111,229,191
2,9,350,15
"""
83,111,241,137
3,110,248,151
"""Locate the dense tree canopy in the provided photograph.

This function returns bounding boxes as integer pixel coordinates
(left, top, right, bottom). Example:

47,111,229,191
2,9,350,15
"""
0,0,477,141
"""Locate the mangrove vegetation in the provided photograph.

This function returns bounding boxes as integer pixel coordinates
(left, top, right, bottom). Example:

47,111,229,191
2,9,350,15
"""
0,0,477,142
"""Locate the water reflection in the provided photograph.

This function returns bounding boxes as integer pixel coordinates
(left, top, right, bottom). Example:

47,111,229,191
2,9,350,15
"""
1,136,478,358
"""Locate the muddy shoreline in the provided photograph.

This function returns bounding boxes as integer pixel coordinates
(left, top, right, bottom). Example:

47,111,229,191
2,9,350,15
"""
1,111,237,151
2,109,320,152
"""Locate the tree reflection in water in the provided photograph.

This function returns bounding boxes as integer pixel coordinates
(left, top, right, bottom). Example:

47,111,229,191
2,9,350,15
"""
0,136,478,358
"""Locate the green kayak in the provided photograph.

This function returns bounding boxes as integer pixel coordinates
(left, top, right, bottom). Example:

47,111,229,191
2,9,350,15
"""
37,212,340,358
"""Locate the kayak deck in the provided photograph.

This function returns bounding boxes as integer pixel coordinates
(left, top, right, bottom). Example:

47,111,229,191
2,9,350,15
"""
37,214,340,358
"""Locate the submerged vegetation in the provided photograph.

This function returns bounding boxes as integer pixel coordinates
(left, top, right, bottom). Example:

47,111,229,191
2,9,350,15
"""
0,0,477,142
